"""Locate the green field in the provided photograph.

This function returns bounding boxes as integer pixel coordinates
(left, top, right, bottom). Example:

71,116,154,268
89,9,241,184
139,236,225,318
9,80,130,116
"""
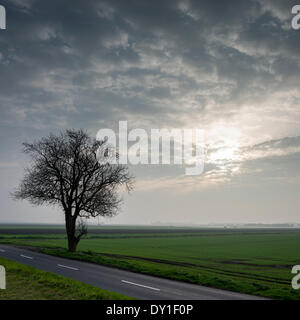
0,257,130,300
1,226,300,299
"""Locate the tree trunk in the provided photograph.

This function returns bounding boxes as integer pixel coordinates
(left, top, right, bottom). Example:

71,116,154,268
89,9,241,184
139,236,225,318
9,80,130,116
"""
67,236,79,252
65,213,78,252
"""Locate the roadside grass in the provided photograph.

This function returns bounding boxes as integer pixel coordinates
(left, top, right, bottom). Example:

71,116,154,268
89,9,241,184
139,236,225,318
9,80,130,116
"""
1,228,300,299
0,257,132,300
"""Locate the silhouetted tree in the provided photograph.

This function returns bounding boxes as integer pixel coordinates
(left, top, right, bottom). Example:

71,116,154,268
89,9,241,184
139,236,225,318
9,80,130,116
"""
13,129,134,252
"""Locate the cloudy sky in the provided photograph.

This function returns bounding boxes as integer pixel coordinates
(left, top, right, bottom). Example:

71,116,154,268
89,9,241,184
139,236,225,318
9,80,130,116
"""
0,0,300,225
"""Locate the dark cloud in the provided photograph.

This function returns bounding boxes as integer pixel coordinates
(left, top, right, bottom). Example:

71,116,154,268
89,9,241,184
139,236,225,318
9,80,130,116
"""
0,0,299,128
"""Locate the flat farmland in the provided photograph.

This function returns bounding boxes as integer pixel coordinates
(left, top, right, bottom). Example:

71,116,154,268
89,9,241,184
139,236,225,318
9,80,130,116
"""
1,226,300,299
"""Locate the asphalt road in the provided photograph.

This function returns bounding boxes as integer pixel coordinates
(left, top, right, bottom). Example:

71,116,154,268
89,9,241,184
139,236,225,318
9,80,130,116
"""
0,245,265,300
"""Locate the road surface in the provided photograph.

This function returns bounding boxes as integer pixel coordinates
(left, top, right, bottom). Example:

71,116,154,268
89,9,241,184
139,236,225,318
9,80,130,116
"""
0,245,265,300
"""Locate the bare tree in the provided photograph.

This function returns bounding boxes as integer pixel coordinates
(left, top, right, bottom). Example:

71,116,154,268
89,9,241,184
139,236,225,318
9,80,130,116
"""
13,129,134,252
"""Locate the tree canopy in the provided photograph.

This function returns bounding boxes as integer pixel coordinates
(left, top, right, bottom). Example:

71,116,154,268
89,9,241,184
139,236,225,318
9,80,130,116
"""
13,129,134,251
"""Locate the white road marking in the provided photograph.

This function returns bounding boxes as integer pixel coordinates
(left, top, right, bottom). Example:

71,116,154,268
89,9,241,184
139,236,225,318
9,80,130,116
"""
20,254,33,259
57,264,79,271
0,249,5,252
121,280,161,291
